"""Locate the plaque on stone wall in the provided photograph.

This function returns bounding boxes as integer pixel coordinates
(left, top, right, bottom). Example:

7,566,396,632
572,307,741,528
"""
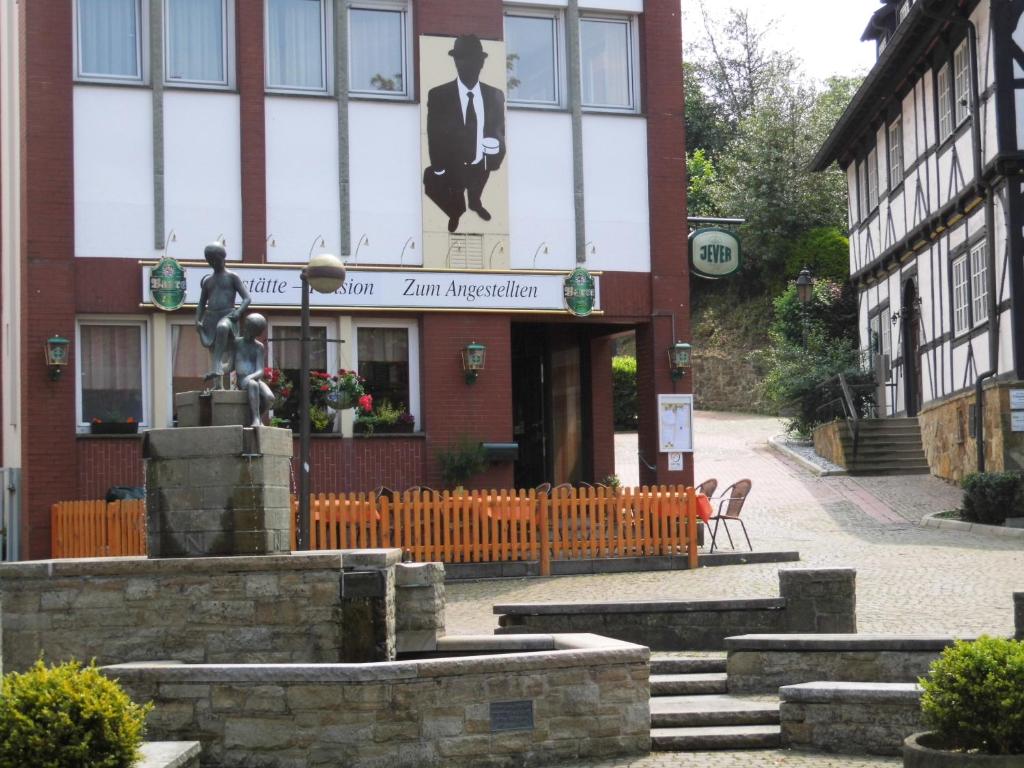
490,700,534,732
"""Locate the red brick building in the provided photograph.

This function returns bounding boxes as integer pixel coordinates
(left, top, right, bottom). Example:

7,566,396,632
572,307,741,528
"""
0,0,690,560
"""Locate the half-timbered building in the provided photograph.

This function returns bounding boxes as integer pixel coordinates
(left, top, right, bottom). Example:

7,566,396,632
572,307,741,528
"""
813,0,1024,480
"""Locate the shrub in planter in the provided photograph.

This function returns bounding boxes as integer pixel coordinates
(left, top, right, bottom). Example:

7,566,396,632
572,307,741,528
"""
918,636,1024,756
0,659,152,768
961,472,1024,526
612,355,638,430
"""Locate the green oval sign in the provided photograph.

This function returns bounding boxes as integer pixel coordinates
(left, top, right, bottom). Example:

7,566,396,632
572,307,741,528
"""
149,257,187,311
690,228,741,278
563,267,596,317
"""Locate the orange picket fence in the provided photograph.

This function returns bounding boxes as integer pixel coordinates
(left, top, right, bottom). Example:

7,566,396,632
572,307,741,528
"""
51,499,146,558
52,486,698,574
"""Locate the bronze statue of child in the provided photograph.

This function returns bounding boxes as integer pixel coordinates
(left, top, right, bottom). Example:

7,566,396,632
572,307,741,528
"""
233,313,273,428
196,242,250,388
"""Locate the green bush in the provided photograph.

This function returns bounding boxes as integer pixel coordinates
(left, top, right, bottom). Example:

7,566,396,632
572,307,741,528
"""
436,437,488,489
920,636,1024,755
961,471,1023,526
612,355,638,430
0,659,152,768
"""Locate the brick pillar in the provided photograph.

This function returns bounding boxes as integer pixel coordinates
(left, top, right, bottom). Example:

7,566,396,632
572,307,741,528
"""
590,335,615,482
237,0,266,264
779,568,857,634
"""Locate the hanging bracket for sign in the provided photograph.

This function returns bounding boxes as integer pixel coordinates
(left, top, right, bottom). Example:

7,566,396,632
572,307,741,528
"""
689,228,742,280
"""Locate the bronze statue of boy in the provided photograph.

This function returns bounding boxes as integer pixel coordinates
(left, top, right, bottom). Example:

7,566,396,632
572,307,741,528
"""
196,242,250,388
233,313,274,427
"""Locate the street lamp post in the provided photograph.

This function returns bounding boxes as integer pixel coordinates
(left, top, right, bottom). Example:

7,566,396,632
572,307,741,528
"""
796,266,814,350
297,253,346,551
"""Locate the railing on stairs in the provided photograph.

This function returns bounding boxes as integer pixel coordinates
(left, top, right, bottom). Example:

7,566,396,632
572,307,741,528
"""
814,374,877,460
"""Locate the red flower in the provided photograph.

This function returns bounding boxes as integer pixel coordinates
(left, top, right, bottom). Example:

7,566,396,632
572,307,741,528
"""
126,417,136,424
359,394,373,413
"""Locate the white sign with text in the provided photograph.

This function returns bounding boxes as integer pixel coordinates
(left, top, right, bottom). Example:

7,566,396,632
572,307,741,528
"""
142,265,600,314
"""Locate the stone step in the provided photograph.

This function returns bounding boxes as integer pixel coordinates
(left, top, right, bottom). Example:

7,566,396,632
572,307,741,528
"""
650,694,780,728
651,673,728,696
846,447,927,458
650,657,726,675
847,465,931,476
651,724,782,751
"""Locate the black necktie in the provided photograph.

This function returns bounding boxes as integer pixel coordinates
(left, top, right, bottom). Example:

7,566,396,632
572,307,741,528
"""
465,92,477,163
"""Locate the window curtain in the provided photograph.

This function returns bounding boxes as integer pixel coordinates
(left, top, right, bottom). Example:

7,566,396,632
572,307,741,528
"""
171,325,209,396
357,328,407,364
357,328,409,406
166,0,225,83
267,0,325,90
80,326,143,421
350,8,403,92
79,0,140,78
580,19,630,107
273,326,328,370
506,16,556,102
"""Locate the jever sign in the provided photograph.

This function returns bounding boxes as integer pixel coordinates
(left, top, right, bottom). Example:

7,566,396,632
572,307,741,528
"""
689,228,741,279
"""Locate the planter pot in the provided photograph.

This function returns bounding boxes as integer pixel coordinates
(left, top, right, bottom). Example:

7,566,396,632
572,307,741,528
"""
90,422,139,435
904,733,1024,767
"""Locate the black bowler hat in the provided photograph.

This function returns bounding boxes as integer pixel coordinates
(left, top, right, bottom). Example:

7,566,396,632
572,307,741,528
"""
449,34,487,59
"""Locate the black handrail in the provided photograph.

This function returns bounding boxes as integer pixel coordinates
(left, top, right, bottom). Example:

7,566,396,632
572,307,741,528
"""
811,374,876,459
837,373,861,458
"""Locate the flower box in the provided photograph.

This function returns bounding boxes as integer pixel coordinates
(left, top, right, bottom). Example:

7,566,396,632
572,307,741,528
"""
90,421,139,435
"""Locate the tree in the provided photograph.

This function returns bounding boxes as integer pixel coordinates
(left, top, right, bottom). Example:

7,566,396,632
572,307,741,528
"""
686,149,719,218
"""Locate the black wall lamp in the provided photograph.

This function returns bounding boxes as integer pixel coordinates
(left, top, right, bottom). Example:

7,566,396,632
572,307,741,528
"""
45,335,70,380
462,342,486,384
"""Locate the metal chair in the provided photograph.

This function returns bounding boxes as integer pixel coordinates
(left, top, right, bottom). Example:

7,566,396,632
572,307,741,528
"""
534,482,552,494
696,478,718,498
708,479,753,553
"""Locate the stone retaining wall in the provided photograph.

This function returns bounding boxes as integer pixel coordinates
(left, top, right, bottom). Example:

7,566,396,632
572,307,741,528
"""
395,562,446,654
812,421,848,467
0,549,430,671
726,634,959,694
139,742,202,768
780,682,923,756
103,634,650,768
494,568,855,650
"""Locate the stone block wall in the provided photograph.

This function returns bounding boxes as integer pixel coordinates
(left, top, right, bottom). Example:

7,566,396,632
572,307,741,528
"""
395,562,446,654
812,421,848,467
780,682,923,756
726,636,957,694
780,568,857,633
692,350,770,413
494,568,857,650
917,382,1024,483
144,426,292,557
0,553,347,671
104,635,651,768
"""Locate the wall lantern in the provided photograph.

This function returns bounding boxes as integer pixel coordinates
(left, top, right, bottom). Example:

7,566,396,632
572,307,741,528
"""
668,342,692,380
796,266,814,305
462,342,487,384
45,335,70,380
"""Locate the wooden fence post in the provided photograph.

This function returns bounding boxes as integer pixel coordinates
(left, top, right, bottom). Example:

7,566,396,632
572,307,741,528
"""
539,491,551,577
686,486,698,570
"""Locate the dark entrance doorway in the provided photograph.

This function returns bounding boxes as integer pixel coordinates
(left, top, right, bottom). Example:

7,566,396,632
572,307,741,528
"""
510,324,590,487
902,279,921,416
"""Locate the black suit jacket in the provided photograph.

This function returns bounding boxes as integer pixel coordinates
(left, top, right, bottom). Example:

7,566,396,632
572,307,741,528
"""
426,79,506,175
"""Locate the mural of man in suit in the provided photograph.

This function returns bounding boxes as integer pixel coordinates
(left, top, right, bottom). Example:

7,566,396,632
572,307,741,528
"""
423,34,506,233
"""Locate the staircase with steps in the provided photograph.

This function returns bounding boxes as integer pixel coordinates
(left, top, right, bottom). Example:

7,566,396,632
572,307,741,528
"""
649,653,781,751
838,417,930,476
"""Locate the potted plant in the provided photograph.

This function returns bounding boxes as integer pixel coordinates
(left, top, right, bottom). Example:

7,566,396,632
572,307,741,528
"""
89,415,139,435
436,437,488,491
904,636,1024,766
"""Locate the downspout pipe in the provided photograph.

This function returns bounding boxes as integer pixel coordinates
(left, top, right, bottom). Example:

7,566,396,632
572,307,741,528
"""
976,369,996,472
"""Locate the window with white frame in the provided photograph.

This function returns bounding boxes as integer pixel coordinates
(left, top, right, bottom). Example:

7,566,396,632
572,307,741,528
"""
266,0,330,93
77,321,149,428
867,148,879,210
888,120,903,189
579,15,637,111
970,240,989,325
869,307,892,377
170,322,209,425
937,63,952,139
354,320,420,427
954,39,970,124
505,10,561,106
880,306,892,365
268,319,336,427
75,0,144,82
952,254,969,335
349,2,410,97
858,160,869,221
165,0,230,86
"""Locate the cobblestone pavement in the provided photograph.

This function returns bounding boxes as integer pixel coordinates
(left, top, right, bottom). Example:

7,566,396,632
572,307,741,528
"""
443,411,1024,767
446,411,1023,639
